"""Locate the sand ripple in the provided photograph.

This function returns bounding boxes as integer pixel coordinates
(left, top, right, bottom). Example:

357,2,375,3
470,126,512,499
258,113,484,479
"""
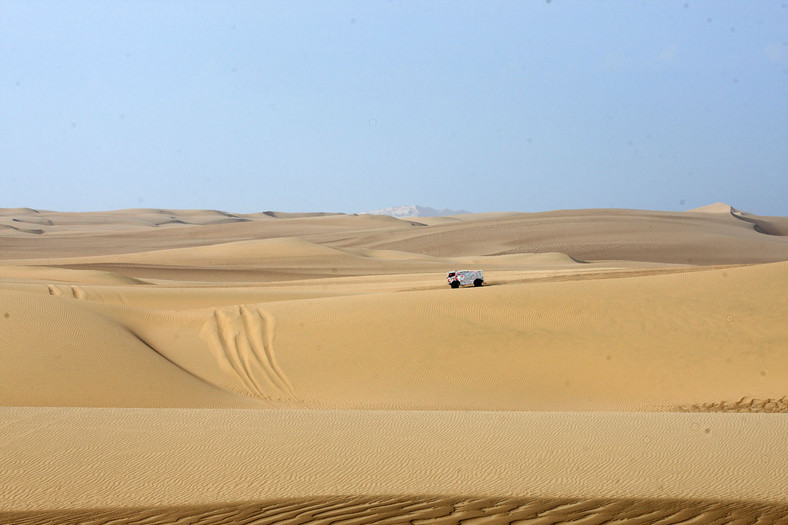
2,408,787,512
2,496,788,524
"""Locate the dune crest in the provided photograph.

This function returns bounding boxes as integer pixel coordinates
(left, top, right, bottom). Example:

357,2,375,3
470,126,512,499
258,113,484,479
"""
685,202,736,213
0,265,147,285
731,209,788,236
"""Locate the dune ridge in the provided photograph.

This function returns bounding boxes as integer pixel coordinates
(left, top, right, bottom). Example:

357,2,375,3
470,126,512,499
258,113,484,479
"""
685,202,737,213
685,202,788,236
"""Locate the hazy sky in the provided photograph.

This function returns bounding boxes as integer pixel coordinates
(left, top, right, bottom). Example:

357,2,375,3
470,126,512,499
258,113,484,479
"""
2,1,787,215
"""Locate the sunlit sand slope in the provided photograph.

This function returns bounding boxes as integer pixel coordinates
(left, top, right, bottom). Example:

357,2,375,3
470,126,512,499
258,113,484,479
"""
2,408,786,512
0,287,309,407
268,261,788,410
2,262,785,410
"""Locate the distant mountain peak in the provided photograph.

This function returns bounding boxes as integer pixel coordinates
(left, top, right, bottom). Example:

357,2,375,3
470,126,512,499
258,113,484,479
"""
364,205,470,218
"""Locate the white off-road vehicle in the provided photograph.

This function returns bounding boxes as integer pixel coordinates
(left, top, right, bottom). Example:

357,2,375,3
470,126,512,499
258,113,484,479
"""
447,270,484,288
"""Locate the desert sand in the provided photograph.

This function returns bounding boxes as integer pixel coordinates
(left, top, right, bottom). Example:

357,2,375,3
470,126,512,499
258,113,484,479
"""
1,204,787,523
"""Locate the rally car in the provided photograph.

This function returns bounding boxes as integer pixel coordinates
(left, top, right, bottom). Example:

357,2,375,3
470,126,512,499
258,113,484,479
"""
447,270,484,288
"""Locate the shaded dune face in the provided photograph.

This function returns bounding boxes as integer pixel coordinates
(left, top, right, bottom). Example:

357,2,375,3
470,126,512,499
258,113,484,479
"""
732,211,788,236
688,202,788,236
1,207,787,518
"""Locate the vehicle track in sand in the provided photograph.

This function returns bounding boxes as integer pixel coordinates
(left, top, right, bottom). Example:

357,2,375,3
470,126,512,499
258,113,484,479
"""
680,396,788,413
202,305,296,402
46,284,87,300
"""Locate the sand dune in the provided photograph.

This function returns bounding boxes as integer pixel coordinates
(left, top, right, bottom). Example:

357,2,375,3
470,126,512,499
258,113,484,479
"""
0,209,426,263
264,262,788,411
0,265,147,285
6,237,452,282
330,208,788,264
0,208,253,232
1,206,787,521
6,496,788,525
685,202,788,236
0,223,44,235
44,237,366,268
1,408,786,513
732,210,788,236
685,201,737,213
0,289,264,408
4,206,788,265
7,261,786,410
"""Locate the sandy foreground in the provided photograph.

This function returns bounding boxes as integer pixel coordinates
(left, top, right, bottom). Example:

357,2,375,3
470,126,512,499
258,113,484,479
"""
1,205,787,523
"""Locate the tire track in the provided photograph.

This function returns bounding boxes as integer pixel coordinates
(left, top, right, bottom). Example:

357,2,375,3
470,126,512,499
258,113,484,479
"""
242,306,295,397
205,305,295,401
46,284,86,300
679,396,788,413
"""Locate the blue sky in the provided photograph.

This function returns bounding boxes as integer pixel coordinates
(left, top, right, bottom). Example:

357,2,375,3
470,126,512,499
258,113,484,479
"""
2,1,786,215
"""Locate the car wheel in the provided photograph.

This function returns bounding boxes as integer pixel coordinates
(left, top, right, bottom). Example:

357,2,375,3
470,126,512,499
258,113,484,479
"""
473,279,483,287
450,281,460,288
